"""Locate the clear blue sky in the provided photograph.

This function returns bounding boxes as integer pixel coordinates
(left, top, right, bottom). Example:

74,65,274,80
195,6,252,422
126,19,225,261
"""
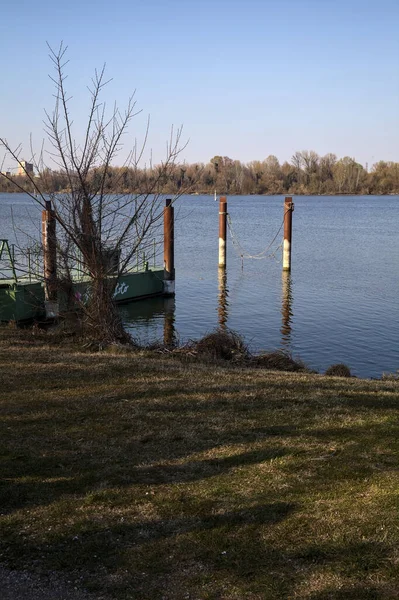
1,0,398,168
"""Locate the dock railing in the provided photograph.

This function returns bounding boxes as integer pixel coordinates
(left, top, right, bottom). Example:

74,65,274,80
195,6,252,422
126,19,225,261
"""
0,240,20,283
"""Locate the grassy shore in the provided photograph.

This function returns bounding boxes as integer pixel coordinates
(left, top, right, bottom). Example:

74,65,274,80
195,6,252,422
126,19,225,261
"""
0,327,398,599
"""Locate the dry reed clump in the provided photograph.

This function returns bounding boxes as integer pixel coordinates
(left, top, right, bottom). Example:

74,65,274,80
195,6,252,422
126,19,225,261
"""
45,305,135,350
253,350,308,372
325,363,352,377
194,329,249,362
381,370,399,381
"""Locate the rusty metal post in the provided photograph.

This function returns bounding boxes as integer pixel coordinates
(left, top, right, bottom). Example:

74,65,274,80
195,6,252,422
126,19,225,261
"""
164,198,175,295
42,200,57,304
283,196,294,271
218,196,227,268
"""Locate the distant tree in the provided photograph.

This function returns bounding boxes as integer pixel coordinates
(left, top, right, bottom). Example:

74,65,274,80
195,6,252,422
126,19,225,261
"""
248,160,264,193
333,157,365,194
281,161,297,192
210,155,223,174
370,161,399,194
261,155,282,193
319,153,337,191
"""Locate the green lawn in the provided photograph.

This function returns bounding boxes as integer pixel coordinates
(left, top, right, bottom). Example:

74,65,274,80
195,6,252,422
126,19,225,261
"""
0,328,398,599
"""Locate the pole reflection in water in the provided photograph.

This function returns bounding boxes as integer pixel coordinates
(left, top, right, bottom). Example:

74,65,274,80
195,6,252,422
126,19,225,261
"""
218,268,229,329
163,297,176,347
118,296,176,347
281,271,293,347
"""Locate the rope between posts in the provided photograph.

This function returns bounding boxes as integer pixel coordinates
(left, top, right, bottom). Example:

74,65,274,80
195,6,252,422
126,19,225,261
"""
226,210,288,261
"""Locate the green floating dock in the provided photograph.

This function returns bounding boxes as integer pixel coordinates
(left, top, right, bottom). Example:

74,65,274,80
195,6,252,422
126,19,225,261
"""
0,279,44,322
0,269,167,323
0,238,170,322
71,268,165,306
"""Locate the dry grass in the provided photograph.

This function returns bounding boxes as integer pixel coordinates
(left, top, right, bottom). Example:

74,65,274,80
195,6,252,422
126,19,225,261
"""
325,363,352,378
0,327,398,599
253,349,309,372
194,329,249,362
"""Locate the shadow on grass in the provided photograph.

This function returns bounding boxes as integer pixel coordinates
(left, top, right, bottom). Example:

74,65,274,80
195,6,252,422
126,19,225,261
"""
3,365,399,415
2,502,297,598
0,445,289,514
3,508,397,600
293,540,393,571
130,447,288,484
1,382,398,516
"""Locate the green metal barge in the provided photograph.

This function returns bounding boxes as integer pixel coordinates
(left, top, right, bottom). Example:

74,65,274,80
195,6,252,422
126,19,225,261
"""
0,239,167,323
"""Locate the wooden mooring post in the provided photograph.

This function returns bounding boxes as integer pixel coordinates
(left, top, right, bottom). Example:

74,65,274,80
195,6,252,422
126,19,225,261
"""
218,196,227,268
283,196,294,272
42,200,58,310
164,198,175,295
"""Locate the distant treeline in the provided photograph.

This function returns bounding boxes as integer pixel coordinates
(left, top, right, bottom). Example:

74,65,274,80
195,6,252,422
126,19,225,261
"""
1,151,399,195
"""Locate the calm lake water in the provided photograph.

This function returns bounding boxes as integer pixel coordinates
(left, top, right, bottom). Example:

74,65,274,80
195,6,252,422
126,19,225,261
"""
1,192,398,378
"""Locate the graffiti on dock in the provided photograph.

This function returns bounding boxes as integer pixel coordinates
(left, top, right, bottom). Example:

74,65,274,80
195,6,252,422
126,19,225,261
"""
113,282,129,298
73,281,130,304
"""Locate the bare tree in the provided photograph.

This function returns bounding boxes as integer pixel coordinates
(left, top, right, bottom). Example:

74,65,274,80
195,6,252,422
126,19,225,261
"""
0,43,187,343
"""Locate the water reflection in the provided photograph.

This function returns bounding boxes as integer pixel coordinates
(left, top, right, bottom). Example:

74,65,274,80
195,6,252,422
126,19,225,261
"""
218,268,229,329
281,271,293,347
119,296,176,346
163,297,176,347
